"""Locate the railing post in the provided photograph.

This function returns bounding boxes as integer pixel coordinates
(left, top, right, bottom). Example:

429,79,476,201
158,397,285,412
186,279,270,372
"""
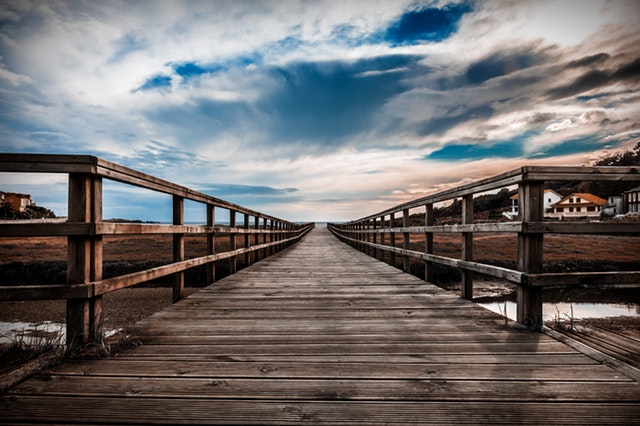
66,173,103,346
269,219,275,256
517,182,544,328
206,204,215,285
379,215,385,261
366,220,371,256
372,217,378,259
244,213,250,266
425,203,434,283
402,209,410,272
229,210,237,273
389,212,396,267
254,215,260,261
173,195,184,303
461,194,474,299
261,217,268,260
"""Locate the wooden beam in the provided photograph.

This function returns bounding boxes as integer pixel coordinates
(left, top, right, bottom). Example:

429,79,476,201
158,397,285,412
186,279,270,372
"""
461,195,474,300
425,203,434,283
517,182,544,329
229,210,237,274
206,204,216,285
172,195,184,303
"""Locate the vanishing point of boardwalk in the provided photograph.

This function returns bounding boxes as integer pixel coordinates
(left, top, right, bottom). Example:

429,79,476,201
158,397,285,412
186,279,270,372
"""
2,227,640,424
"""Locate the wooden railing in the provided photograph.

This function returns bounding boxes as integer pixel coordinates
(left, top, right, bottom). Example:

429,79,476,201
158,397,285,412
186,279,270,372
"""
0,154,314,345
328,166,640,329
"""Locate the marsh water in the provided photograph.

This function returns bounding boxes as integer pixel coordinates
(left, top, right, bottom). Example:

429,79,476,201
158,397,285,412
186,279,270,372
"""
479,301,640,322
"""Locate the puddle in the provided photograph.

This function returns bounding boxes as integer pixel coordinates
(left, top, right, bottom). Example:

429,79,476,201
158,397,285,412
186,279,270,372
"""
0,321,66,346
479,301,640,322
0,321,120,346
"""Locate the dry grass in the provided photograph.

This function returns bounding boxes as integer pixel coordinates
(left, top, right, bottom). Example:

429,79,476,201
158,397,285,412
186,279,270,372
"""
0,234,239,263
387,232,640,264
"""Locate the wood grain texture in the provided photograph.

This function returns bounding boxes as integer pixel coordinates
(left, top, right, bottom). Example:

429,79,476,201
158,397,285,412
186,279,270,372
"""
3,227,640,424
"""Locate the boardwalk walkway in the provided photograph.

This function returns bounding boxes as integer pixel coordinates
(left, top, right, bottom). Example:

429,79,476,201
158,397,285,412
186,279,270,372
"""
2,227,640,424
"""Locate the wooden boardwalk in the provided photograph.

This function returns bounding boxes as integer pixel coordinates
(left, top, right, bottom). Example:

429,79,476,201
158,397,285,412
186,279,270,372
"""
2,227,640,424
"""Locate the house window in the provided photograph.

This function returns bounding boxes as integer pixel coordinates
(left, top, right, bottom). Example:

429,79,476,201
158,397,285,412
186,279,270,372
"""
587,206,595,212
576,207,581,212
556,207,564,212
569,198,574,203
569,207,574,212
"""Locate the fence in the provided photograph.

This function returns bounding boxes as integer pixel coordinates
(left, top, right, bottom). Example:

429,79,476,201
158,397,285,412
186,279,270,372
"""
328,166,640,329
0,154,313,345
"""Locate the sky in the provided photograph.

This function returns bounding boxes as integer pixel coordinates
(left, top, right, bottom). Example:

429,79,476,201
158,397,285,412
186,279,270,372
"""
1,0,639,223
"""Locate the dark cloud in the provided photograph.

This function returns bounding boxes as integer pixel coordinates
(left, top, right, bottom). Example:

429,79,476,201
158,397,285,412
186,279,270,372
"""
611,57,640,81
565,53,610,69
466,52,540,84
384,3,472,45
418,104,494,136
527,112,557,125
547,57,640,100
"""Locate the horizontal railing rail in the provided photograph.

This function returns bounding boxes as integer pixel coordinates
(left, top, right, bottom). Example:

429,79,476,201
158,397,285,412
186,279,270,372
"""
0,153,313,345
328,165,640,329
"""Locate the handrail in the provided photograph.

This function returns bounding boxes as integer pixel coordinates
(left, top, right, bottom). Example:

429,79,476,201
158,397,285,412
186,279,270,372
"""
0,153,314,345
329,165,640,329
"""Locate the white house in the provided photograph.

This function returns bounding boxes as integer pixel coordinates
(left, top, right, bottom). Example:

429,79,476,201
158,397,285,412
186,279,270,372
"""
504,189,563,220
547,193,608,219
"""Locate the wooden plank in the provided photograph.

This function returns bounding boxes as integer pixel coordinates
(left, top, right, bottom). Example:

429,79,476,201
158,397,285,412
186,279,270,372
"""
0,283,92,301
50,357,606,380
525,221,640,234
0,222,91,237
3,396,640,425
16,376,639,401
528,271,640,288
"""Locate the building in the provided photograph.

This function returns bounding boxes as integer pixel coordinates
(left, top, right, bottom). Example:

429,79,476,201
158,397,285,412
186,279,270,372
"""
547,193,608,219
504,189,563,220
624,186,640,214
603,195,624,216
1,192,32,212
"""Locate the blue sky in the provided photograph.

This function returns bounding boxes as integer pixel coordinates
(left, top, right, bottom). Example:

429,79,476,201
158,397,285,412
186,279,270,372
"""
1,0,639,222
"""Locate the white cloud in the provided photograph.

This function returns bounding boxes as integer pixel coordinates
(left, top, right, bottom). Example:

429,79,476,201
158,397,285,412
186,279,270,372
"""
546,119,573,133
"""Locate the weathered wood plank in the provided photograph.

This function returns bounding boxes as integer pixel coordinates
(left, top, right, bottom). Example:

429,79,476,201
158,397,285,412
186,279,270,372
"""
48,359,618,381
16,376,639,401
3,396,640,425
